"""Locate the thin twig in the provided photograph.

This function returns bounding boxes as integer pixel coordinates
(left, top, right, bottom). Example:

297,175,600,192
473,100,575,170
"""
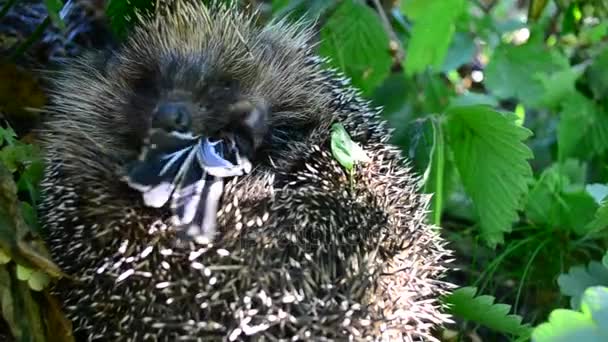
371,0,405,70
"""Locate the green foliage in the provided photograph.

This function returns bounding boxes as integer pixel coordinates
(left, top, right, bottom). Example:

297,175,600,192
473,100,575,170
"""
402,0,466,75
6,0,608,340
484,36,570,107
446,105,533,246
319,0,391,95
533,286,608,342
445,287,532,337
558,260,608,310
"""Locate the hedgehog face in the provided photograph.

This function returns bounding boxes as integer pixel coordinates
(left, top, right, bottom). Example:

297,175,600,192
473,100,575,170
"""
124,56,269,162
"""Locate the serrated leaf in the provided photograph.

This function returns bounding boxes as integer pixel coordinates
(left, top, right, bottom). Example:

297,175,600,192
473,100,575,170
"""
558,261,608,309
404,0,466,75
587,203,608,234
445,287,531,336
319,0,391,94
558,92,608,161
533,287,608,342
485,38,569,107
525,165,598,234
581,286,608,334
532,309,603,342
446,105,533,246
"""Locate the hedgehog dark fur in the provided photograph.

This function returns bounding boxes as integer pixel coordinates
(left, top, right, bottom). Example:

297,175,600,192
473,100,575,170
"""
38,2,453,341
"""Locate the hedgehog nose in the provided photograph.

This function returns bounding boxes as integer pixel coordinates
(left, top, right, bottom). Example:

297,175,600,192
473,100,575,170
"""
152,102,192,133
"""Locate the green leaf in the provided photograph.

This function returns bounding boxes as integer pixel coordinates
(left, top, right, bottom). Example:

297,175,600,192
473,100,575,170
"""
442,31,476,72
330,123,370,172
446,105,533,246
558,261,608,310
579,22,608,45
0,249,10,264
536,64,585,109
28,270,50,292
445,287,532,336
449,92,499,108
404,0,466,75
44,0,65,30
485,39,569,107
319,0,391,95
0,126,17,146
106,0,156,39
533,287,608,342
587,47,608,100
587,202,608,234
525,164,599,234
558,93,608,161
16,264,34,281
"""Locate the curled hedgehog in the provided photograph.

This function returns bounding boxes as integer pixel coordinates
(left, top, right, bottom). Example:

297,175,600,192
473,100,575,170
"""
38,1,453,341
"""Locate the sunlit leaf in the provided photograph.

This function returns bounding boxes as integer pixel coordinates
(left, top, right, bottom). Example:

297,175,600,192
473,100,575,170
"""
447,105,533,246
319,0,391,94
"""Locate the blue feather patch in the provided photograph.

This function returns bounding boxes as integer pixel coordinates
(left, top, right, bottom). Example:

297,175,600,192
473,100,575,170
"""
125,129,252,243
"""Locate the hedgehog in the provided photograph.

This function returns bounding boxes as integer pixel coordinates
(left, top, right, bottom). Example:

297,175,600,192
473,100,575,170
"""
37,1,453,341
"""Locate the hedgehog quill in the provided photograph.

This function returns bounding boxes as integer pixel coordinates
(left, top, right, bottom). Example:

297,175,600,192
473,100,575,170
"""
38,1,454,341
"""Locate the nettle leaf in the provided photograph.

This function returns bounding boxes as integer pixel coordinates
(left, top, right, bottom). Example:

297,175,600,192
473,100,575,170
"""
533,287,608,342
403,0,466,75
558,92,608,161
485,37,569,107
558,261,608,310
446,105,533,246
319,0,391,95
445,287,531,337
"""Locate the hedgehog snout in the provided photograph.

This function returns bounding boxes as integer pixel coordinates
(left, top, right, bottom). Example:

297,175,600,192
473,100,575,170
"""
152,102,193,133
